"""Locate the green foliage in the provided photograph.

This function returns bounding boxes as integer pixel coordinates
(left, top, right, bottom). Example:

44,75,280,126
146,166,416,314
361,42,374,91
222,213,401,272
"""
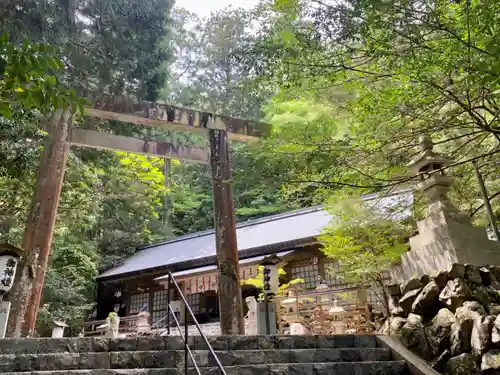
108,312,118,321
166,6,274,119
0,33,84,117
0,0,175,335
241,265,304,301
320,192,410,285
234,0,500,228
0,0,174,101
13,0,500,337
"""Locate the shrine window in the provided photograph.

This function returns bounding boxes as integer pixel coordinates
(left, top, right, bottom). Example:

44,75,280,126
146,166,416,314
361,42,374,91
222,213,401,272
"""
324,261,345,286
185,293,201,321
129,292,149,315
152,289,168,327
291,264,319,289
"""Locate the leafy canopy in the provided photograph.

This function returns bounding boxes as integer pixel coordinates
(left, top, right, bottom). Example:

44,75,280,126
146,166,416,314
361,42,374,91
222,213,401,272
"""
241,265,304,301
0,33,83,117
320,192,410,284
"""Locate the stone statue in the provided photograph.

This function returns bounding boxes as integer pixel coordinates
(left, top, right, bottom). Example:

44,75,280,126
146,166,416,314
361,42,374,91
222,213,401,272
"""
245,296,258,335
245,296,257,319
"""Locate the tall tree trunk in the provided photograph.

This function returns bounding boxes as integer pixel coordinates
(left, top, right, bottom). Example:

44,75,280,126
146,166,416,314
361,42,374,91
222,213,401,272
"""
6,110,72,337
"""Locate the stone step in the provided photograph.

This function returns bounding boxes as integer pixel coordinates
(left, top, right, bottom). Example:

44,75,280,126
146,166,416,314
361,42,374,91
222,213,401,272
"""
181,348,391,368
0,335,378,355
0,361,408,375
0,348,392,371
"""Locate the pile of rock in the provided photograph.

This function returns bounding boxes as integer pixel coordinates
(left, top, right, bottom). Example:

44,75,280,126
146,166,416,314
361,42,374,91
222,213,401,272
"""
379,264,500,375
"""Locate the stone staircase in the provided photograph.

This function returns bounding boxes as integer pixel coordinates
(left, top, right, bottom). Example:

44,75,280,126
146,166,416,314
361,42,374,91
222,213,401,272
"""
0,335,409,375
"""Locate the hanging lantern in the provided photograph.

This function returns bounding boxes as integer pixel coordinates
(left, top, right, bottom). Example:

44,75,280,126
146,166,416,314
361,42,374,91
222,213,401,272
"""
0,243,23,299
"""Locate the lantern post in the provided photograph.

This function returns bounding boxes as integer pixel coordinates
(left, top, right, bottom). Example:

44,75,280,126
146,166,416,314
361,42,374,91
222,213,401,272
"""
259,254,281,335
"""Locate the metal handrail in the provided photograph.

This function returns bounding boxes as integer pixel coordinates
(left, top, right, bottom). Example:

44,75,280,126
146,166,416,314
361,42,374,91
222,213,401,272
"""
166,271,227,375
167,302,201,375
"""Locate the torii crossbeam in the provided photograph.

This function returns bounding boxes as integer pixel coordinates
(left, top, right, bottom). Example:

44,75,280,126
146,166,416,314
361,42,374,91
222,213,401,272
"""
9,97,269,337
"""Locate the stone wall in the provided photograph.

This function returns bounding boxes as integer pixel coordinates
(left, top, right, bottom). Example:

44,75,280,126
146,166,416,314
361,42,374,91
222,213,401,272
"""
380,263,500,375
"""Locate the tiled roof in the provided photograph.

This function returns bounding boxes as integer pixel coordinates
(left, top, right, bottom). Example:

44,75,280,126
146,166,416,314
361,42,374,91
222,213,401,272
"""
97,189,413,280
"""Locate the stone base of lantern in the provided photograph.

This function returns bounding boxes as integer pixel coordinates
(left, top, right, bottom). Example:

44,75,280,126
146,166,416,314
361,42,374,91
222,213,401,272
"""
331,322,345,335
393,210,500,281
256,302,277,335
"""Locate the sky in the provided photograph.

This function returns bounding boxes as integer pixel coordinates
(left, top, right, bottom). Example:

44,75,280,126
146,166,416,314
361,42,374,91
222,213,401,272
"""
175,0,260,18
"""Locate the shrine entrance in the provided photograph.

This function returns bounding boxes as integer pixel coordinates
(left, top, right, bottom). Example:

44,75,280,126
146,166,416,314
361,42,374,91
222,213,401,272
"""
8,100,268,337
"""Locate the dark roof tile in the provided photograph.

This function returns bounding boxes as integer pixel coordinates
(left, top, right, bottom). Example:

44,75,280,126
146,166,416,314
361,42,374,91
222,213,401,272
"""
97,189,413,279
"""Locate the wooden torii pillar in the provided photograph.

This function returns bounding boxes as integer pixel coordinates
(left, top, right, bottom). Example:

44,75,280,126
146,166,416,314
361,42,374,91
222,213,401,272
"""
12,98,268,337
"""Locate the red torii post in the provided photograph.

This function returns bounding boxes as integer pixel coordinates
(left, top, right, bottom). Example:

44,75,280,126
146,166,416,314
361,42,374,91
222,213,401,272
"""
10,98,269,337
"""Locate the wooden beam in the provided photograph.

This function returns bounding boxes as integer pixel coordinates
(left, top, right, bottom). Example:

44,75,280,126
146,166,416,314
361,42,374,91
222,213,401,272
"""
70,128,211,164
86,96,269,141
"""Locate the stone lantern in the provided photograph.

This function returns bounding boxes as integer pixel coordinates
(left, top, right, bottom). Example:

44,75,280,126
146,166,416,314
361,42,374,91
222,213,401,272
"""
397,134,500,279
257,254,282,335
329,299,346,334
281,289,304,324
407,135,463,218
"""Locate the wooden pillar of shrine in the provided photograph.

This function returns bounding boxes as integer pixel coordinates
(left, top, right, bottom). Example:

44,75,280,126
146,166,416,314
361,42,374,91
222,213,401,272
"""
209,128,244,335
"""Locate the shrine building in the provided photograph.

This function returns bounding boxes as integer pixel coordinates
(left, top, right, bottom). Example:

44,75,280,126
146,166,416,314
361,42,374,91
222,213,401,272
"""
94,190,412,328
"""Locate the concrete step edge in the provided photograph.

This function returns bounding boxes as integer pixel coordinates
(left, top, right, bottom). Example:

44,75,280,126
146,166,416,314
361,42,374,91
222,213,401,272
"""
0,348,391,356
0,348,394,371
0,360,408,375
0,335,379,353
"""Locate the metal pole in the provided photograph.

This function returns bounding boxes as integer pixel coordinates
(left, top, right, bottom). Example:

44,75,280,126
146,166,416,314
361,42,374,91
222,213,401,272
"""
184,303,188,375
209,128,244,335
167,274,171,335
473,161,500,241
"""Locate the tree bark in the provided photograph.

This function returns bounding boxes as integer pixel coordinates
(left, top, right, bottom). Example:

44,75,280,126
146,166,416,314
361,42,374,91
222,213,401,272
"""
6,110,72,337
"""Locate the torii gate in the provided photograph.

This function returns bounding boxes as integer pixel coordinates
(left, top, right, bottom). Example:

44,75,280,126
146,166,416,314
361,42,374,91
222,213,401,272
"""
8,96,269,337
